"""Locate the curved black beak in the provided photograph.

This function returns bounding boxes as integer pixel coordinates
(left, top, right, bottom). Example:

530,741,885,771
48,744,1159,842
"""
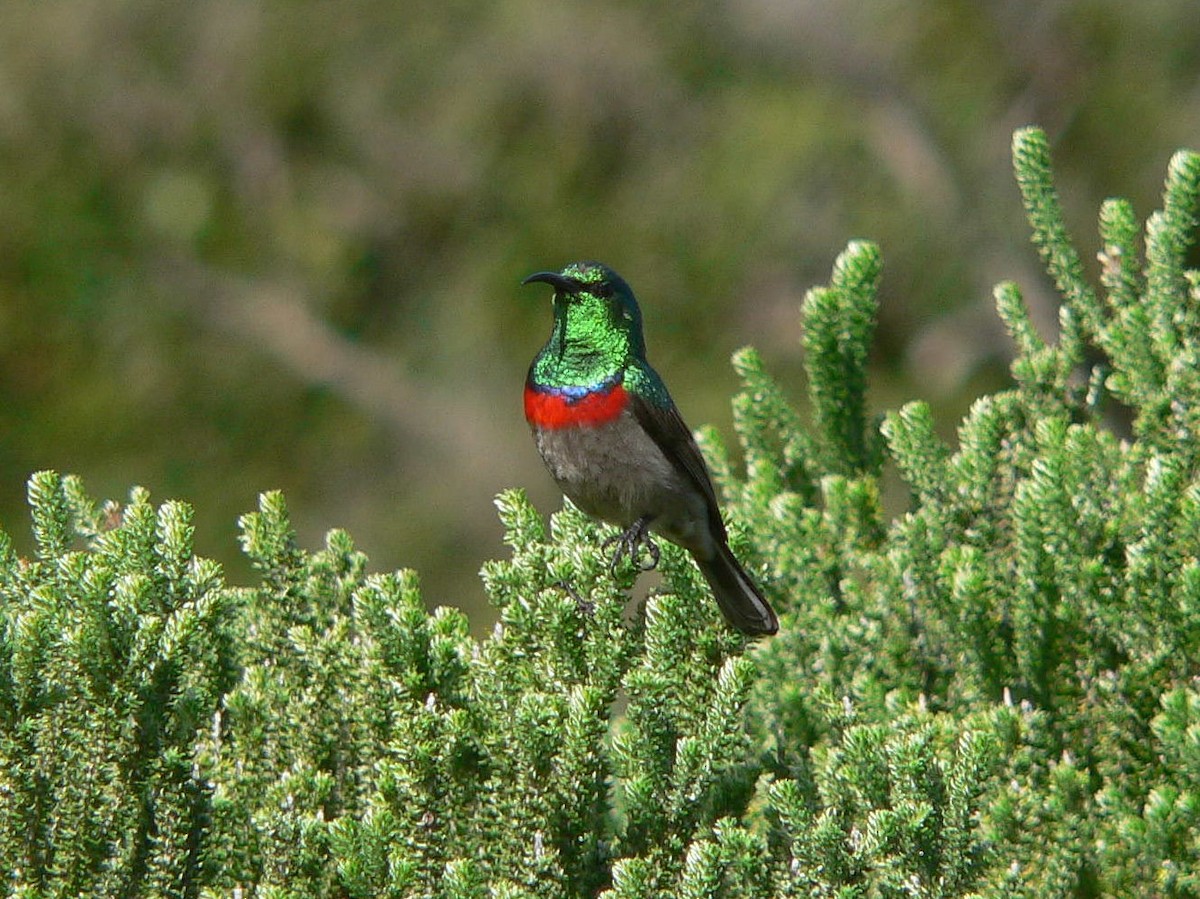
521,271,579,294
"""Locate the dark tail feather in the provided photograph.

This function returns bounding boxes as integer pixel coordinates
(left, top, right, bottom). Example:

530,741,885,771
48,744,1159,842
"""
695,542,779,636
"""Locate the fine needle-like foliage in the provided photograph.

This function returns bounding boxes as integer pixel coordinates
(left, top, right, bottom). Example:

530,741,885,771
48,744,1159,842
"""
0,128,1199,897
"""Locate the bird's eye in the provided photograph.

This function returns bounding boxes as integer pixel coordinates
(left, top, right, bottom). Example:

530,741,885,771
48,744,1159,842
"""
592,282,614,299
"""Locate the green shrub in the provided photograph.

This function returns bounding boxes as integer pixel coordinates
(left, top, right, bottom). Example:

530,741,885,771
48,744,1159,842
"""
1,127,1198,897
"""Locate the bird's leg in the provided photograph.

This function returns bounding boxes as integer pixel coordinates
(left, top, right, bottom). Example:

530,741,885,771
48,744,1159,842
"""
602,515,660,575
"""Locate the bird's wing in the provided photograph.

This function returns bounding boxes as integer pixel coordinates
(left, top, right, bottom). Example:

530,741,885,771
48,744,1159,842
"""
628,386,729,543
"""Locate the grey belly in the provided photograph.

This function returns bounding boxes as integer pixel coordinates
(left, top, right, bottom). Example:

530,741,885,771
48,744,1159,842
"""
532,412,714,555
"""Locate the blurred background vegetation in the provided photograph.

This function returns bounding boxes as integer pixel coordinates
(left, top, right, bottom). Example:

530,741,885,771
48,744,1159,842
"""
1,0,1197,623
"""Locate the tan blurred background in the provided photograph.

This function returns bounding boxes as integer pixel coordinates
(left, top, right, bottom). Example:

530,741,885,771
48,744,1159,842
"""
1,1,1196,621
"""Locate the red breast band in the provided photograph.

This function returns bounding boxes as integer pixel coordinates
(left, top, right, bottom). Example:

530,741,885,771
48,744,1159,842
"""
524,382,628,429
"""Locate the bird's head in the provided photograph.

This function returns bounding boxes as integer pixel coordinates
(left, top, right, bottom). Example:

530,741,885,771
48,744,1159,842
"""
522,261,645,358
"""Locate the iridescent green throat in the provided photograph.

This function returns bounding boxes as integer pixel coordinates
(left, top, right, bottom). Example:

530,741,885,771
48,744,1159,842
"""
530,292,637,390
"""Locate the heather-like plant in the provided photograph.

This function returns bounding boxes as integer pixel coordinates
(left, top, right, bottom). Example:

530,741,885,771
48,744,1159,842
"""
0,128,1197,897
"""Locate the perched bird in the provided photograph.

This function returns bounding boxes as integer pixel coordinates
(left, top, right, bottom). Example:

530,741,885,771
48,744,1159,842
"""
522,261,778,636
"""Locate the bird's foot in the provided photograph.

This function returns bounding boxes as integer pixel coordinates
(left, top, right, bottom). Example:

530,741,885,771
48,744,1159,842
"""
602,516,660,575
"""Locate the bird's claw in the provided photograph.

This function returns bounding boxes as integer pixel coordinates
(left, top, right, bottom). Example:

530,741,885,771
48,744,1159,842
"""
602,516,660,575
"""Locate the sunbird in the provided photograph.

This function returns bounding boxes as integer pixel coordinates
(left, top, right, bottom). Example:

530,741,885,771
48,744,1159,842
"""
522,261,778,636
